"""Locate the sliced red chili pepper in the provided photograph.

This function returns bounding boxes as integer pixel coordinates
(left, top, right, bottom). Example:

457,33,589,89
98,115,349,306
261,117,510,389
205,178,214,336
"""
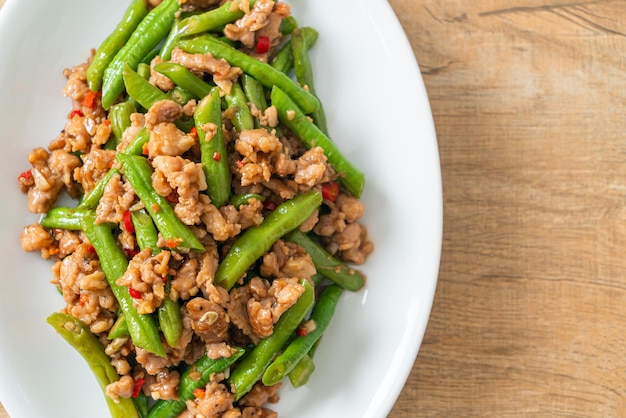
256,35,270,54
142,142,149,156
321,181,340,202
165,238,180,249
123,210,135,233
212,152,221,162
129,288,142,299
103,119,111,126
131,378,145,398
18,170,33,180
82,90,99,109
69,109,84,119
193,388,206,399
86,244,96,254
190,126,197,137
296,327,308,337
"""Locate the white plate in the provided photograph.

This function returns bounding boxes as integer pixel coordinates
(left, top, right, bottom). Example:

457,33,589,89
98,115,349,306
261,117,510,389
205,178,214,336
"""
0,0,442,417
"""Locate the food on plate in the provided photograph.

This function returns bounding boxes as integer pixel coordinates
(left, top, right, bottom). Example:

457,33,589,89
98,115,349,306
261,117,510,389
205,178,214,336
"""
17,0,373,416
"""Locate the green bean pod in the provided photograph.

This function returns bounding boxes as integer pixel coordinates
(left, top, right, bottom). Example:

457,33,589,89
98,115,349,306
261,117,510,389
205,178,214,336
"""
153,62,214,99
132,209,183,348
116,153,205,252
177,35,320,114
147,347,245,418
47,312,140,418
40,207,93,230
287,353,315,388
224,80,254,132
101,0,180,109
270,26,319,74
123,63,169,111
86,0,149,92
229,280,315,400
214,190,323,290
283,229,366,291
178,1,252,36
109,101,138,144
229,192,264,209
291,28,328,135
194,87,231,208
262,284,342,385
108,312,129,339
270,86,365,198
82,213,166,357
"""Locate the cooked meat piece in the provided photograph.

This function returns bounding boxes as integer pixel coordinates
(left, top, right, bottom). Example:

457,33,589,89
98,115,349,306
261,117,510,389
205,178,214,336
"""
116,249,172,314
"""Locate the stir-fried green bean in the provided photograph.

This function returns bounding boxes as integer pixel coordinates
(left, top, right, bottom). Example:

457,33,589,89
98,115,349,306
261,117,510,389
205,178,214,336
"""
47,312,140,418
284,229,366,291
228,280,315,400
194,87,232,208
263,284,342,385
177,35,320,114
116,153,205,252
270,86,365,198
86,0,148,92
214,190,323,290
101,0,180,109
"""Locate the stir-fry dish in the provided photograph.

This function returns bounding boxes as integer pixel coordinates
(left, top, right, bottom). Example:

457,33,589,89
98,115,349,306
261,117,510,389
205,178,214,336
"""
17,0,373,416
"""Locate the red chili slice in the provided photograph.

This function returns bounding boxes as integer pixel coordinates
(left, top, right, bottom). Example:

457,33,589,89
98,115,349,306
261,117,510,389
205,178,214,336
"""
131,378,145,398
123,210,135,233
129,288,142,299
256,35,270,54
321,182,340,202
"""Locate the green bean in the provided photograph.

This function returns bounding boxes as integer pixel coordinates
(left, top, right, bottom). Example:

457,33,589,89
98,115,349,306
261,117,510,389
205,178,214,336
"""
131,208,160,254
270,86,365,198
287,353,315,388
229,280,315,400
40,207,92,230
108,312,129,339
178,1,252,37
291,28,328,135
177,35,320,114
109,101,138,144
240,74,271,130
132,209,183,348
147,347,245,418
82,213,167,356
262,284,342,385
159,18,188,61
167,86,196,105
280,15,298,35
193,87,231,208
270,27,319,74
214,190,322,291
283,229,366,291
123,127,151,156
123,63,169,111
77,169,120,210
153,62,214,98
86,0,149,92
101,0,180,109
229,192,264,209
47,312,140,418
116,153,205,252
224,80,254,132
133,391,150,418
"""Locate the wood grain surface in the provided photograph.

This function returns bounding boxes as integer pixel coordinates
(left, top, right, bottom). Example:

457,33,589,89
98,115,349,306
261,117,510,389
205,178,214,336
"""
3,0,626,417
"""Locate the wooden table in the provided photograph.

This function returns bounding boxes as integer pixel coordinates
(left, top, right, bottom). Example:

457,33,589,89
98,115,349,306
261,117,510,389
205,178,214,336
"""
3,0,626,417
